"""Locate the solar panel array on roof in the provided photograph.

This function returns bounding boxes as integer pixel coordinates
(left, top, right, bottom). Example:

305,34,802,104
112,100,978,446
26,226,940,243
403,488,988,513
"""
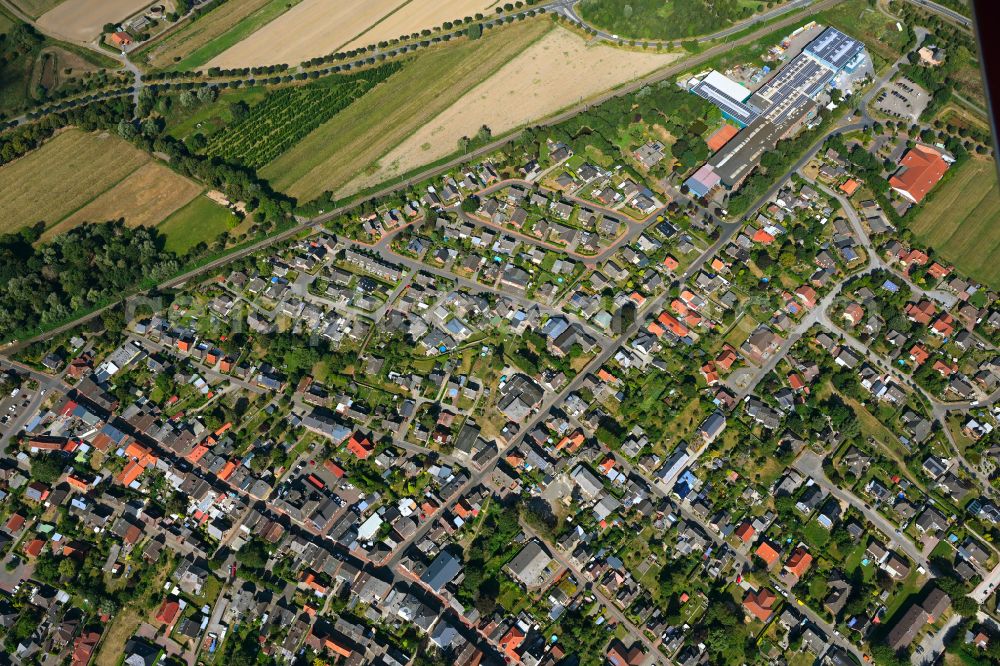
692,80,760,126
805,27,863,70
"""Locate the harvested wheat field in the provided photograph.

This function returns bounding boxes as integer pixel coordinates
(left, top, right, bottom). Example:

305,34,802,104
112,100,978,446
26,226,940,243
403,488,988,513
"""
261,17,551,201
344,27,680,195
10,0,67,20
42,162,202,240
341,0,498,51
138,0,276,69
37,0,152,42
206,0,406,69
0,129,151,234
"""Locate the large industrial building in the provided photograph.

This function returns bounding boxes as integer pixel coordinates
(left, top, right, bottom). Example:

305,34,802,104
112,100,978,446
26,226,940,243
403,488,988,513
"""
685,26,869,199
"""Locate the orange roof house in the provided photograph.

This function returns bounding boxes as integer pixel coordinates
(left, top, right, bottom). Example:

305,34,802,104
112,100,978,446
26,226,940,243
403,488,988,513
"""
66,474,90,492
701,363,719,386
933,360,957,377
734,521,755,544
931,313,955,337
784,547,813,578
843,302,865,326
324,459,346,478
716,346,738,370
663,256,679,271
890,144,949,204
755,541,780,567
322,637,352,658
454,499,478,519
499,625,526,662
186,444,209,464
909,345,930,366
117,460,145,487
743,588,777,622
346,432,374,459
794,285,817,309
927,262,951,280
752,228,775,244
899,248,930,270
657,312,689,338
839,179,861,196
72,631,101,666
788,372,806,391
906,301,936,325
110,31,133,47
218,460,237,481
706,123,740,152
556,431,585,452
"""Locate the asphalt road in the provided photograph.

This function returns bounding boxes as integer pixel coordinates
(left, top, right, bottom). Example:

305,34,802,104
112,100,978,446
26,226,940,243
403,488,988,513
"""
905,0,972,28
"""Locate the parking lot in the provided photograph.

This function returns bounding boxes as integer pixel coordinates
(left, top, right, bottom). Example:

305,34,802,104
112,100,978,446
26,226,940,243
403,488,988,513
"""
874,76,930,121
0,382,41,451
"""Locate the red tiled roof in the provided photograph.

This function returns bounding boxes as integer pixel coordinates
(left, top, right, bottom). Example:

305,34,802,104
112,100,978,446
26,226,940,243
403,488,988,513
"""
734,522,755,543
785,547,813,578
743,588,777,622
156,599,180,624
889,144,948,203
5,513,25,533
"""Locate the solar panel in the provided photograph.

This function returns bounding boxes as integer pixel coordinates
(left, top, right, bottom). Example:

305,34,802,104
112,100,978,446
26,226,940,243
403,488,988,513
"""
692,81,760,124
805,27,863,70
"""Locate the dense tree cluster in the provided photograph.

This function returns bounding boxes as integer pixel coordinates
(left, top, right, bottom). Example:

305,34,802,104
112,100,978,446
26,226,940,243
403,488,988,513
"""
0,222,181,341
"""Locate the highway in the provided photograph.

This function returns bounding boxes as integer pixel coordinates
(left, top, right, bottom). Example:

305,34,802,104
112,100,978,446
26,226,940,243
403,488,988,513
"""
906,0,972,28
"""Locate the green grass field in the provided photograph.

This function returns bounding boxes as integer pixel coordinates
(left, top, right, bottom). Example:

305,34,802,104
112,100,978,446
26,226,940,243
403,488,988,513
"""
164,86,269,141
159,195,236,255
908,157,1000,288
816,0,910,64
260,17,553,202
576,0,764,40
